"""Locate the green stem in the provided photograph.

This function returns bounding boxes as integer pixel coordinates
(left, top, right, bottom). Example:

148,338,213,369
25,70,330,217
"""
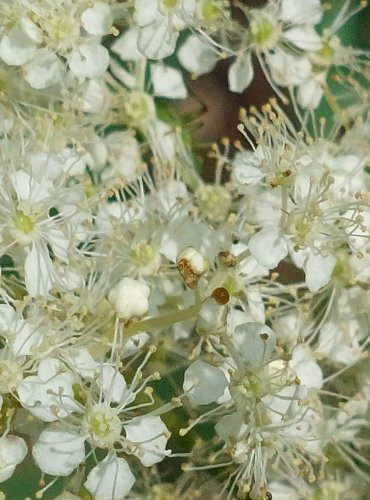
124,302,201,337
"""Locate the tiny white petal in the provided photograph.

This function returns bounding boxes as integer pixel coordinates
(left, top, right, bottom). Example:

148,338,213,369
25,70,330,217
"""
0,435,27,483
233,322,276,366
304,252,336,292
111,27,143,61
85,453,135,500
81,2,113,35
96,365,132,404
228,53,254,93
280,0,322,25
284,26,322,51
178,35,218,75
151,64,187,99
0,27,36,65
69,44,109,78
183,360,228,405
33,427,85,476
290,344,323,389
266,49,312,87
138,21,178,60
24,244,54,298
24,50,61,89
249,227,288,269
64,348,98,379
297,74,325,109
124,416,170,466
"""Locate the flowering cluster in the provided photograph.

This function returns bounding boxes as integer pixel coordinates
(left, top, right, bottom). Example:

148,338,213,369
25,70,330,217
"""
0,1,369,499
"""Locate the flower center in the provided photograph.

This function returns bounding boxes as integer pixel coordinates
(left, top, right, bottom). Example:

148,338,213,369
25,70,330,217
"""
121,91,155,128
0,360,23,393
161,0,178,10
195,184,231,222
83,404,122,448
250,12,281,51
201,1,223,21
14,210,35,235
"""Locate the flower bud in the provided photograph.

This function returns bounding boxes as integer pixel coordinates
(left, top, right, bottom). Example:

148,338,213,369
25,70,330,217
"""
176,247,208,289
108,277,150,320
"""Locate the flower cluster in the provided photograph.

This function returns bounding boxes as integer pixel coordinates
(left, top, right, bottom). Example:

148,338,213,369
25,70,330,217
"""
0,1,369,499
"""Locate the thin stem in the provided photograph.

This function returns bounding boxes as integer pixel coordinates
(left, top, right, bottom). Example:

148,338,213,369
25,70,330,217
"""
124,301,201,337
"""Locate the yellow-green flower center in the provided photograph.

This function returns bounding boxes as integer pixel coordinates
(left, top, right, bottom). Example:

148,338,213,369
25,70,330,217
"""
250,12,281,51
14,210,35,234
84,404,122,448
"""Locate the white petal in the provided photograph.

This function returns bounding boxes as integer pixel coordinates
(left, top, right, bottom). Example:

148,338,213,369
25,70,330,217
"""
85,453,135,500
20,17,42,43
24,243,54,297
228,53,254,93
96,365,132,404
12,170,50,204
24,50,61,89
183,360,228,405
290,344,323,389
33,427,85,476
304,252,336,292
249,227,288,269
247,288,265,323
280,0,322,25
111,27,143,61
124,416,170,466
79,79,107,114
151,64,187,99
18,364,79,422
63,348,98,379
11,320,43,357
122,332,150,358
0,435,27,483
47,225,69,262
266,49,312,87
138,20,178,60
28,150,62,181
297,74,325,109
233,322,276,366
215,412,246,442
81,2,113,36
178,35,218,75
69,44,109,78
232,150,264,186
284,26,322,51
0,27,36,65
134,0,160,27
